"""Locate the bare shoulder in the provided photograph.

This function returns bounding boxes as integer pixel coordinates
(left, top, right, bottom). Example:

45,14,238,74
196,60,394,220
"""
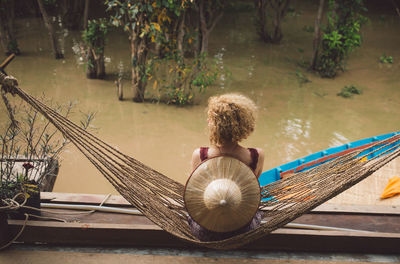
255,148,265,178
256,148,264,160
191,148,202,172
192,148,201,160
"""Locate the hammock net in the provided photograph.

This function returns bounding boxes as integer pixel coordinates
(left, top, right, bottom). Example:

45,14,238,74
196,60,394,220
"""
1,73,400,250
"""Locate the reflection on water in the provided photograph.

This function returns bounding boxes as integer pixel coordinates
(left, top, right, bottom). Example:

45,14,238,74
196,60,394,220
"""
214,47,226,89
329,132,350,148
280,118,312,162
1,4,400,195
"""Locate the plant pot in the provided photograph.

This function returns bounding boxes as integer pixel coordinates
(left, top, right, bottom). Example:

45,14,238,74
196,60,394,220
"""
8,183,41,220
0,211,10,247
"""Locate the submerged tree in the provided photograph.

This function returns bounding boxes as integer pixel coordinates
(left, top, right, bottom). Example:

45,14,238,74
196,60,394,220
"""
106,0,190,102
60,0,90,30
314,0,367,77
82,19,108,79
83,0,90,30
255,0,291,44
196,0,225,54
310,0,325,70
147,1,221,105
0,0,20,55
36,0,64,59
106,0,220,104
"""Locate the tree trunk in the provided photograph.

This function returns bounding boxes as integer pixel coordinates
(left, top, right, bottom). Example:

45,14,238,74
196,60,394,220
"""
256,0,270,42
37,0,64,59
271,0,290,43
116,77,123,101
96,50,105,79
198,0,208,54
177,11,186,55
194,9,201,57
197,0,223,54
86,48,96,79
83,0,90,30
0,0,20,55
310,0,325,70
61,0,83,30
200,33,209,54
0,23,9,53
257,0,290,44
5,0,18,54
131,33,148,102
272,8,282,43
73,0,84,29
86,46,105,79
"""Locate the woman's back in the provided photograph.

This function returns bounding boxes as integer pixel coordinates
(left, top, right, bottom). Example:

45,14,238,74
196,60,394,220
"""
192,145,264,178
186,93,265,241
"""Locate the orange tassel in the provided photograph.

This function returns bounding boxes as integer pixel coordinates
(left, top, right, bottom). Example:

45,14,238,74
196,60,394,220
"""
381,176,400,199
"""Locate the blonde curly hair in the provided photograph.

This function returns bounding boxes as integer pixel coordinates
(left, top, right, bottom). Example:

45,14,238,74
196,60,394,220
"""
207,93,257,146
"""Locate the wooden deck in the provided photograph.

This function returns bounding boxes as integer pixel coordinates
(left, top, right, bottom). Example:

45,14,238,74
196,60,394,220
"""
4,158,400,255
327,157,400,206
5,191,400,254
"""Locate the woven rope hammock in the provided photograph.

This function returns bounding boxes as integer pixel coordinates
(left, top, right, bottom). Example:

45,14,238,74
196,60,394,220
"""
1,73,400,250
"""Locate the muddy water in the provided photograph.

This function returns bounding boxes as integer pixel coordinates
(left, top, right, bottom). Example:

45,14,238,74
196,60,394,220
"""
1,4,400,196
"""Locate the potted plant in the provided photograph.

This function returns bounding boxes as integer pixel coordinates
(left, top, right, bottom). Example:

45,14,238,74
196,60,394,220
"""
0,98,94,249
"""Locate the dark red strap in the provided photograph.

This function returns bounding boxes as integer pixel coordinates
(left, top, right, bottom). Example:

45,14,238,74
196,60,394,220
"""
199,147,209,161
248,148,259,172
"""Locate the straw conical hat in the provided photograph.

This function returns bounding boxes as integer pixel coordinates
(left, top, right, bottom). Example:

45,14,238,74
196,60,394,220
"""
184,156,260,232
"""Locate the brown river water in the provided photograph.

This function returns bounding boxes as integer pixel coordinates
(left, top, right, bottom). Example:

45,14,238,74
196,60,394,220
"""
1,3,400,196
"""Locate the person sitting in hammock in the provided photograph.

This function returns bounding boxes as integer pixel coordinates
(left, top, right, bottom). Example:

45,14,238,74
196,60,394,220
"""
188,93,265,241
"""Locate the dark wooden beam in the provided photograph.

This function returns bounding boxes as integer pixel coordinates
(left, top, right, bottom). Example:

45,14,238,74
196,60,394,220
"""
7,220,400,254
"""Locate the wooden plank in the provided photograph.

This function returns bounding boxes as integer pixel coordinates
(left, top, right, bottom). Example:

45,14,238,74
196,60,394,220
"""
41,192,400,215
293,214,400,233
327,157,400,206
312,203,400,215
7,220,400,254
28,206,400,233
41,192,131,206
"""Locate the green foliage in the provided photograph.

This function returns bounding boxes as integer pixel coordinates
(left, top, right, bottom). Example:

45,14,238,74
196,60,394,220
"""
82,19,108,54
105,0,194,102
152,53,220,105
0,181,22,202
379,54,393,64
295,70,311,86
6,39,19,55
106,0,190,39
316,0,367,78
337,85,362,98
303,25,314,33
